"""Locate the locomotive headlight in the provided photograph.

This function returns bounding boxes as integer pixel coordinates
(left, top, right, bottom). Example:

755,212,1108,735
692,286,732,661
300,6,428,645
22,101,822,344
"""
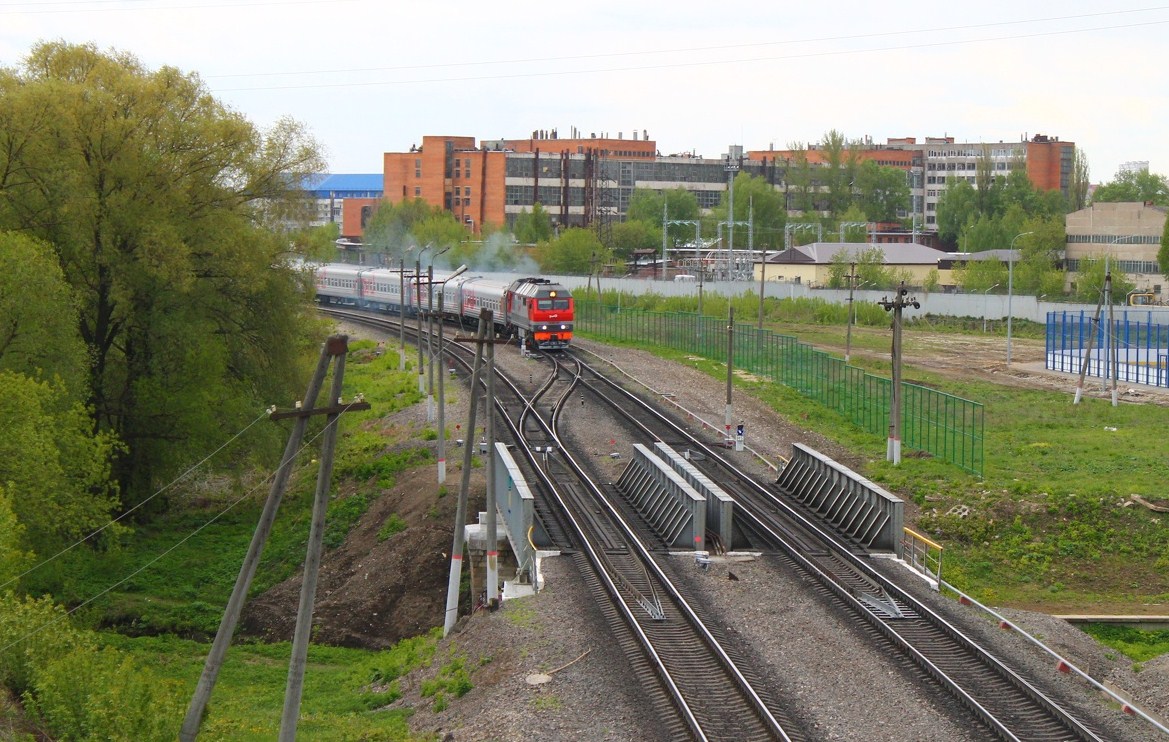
560,324,567,330
540,324,549,331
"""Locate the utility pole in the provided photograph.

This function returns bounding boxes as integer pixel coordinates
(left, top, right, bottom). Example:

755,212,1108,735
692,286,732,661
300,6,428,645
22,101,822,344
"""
449,310,502,609
878,284,919,465
444,313,489,635
180,336,369,742
725,306,734,445
398,260,406,372
845,263,858,363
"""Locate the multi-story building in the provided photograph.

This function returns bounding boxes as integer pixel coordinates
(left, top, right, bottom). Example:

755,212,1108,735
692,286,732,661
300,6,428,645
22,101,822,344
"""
361,130,1076,245
1064,201,1167,295
305,173,383,227
755,133,1075,232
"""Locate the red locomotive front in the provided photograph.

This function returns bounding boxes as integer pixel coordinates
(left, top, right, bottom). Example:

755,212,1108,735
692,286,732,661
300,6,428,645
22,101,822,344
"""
506,278,573,350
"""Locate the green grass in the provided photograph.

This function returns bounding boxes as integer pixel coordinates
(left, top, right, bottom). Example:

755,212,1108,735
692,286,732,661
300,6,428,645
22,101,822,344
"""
100,631,438,741
1079,624,1169,663
32,341,431,638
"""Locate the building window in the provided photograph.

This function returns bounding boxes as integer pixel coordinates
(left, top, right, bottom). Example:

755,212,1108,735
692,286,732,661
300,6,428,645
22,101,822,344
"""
464,187,471,196
415,169,421,178
415,158,421,168
463,198,470,207
414,187,421,196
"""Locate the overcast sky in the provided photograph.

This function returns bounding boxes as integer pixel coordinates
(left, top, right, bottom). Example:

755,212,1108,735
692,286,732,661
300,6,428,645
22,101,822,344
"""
4,1,1167,182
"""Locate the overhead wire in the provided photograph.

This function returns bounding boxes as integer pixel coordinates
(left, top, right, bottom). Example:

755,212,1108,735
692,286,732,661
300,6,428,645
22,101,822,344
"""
203,6,1169,80
0,399,362,655
0,409,271,593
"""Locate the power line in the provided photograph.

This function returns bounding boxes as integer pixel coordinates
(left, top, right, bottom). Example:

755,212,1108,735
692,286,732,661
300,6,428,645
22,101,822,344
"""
0,409,270,593
0,0,355,14
209,17,1169,92
0,402,358,656
203,6,1169,80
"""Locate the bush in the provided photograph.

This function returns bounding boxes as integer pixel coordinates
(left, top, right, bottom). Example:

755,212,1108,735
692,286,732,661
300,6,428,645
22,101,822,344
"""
0,593,94,695
377,514,408,541
26,646,182,741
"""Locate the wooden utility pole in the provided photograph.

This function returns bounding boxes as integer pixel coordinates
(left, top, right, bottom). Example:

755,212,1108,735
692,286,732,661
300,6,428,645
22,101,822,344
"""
878,285,919,465
845,263,858,364
444,314,489,635
180,335,369,742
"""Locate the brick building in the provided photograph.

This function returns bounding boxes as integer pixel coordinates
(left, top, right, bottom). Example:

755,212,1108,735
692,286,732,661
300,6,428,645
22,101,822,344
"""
349,130,1077,244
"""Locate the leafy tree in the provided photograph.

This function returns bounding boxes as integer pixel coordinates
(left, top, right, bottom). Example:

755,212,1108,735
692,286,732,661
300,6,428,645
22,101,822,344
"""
0,371,121,556
1092,169,1169,206
953,256,1007,293
855,161,909,223
835,205,871,242
0,232,86,394
0,42,325,504
972,147,1004,217
964,215,1009,252
362,198,443,264
610,219,660,263
514,203,554,244
936,179,979,244
1158,216,1169,281
290,222,340,261
626,187,699,246
534,228,601,274
818,130,860,217
1011,218,1066,296
783,146,818,215
1072,256,1136,303
1068,147,1091,211
708,172,786,249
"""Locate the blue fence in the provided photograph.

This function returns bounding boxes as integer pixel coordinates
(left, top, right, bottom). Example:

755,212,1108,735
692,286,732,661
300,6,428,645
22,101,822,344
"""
1047,310,1169,387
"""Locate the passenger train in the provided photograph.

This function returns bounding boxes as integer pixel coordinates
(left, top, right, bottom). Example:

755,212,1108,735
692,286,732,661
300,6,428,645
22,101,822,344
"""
304,261,574,350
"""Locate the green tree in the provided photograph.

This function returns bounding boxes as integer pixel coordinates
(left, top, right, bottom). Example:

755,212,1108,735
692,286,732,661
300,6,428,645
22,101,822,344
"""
609,220,661,264
855,161,910,223
0,233,86,394
626,187,700,246
953,256,1007,293
1157,215,1169,281
290,221,341,261
818,130,860,217
1072,256,1136,303
835,205,871,242
1011,218,1067,296
709,172,786,249
0,42,324,504
0,371,121,557
1092,169,1169,206
362,198,443,264
514,203,554,244
534,228,601,274
1068,147,1091,211
972,146,1004,217
936,179,979,244
784,146,818,214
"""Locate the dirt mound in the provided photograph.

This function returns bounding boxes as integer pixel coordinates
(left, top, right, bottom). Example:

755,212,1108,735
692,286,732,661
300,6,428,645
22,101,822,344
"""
241,462,485,649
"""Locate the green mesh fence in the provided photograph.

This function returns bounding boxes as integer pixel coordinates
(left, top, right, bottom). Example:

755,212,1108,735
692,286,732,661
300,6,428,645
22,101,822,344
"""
576,302,984,475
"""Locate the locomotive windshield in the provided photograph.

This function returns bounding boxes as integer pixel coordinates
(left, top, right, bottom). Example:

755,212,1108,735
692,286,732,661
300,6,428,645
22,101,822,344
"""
537,298,571,310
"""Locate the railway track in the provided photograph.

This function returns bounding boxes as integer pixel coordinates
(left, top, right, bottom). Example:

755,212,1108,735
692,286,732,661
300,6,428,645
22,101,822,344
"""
569,348,1110,742
319,306,1112,740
